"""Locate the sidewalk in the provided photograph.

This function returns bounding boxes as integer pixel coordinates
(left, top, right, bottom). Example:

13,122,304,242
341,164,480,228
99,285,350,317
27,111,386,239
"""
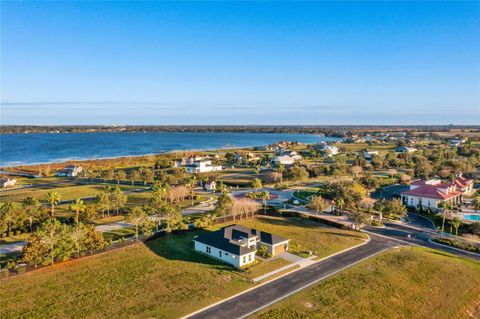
252,253,317,282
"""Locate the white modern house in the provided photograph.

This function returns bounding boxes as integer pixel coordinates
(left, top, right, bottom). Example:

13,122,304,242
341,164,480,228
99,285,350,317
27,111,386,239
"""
400,176,473,212
173,155,205,167
185,160,222,173
55,165,83,177
0,178,17,188
193,225,290,268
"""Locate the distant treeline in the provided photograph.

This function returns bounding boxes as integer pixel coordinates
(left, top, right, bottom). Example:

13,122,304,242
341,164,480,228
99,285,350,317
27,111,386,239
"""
1,125,478,135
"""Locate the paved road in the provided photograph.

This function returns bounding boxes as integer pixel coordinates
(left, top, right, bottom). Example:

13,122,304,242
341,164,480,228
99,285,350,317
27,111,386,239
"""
365,222,480,261
186,234,399,319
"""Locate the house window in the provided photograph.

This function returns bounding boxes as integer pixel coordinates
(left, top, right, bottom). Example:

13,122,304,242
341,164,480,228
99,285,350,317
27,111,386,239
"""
242,256,246,264
219,251,222,258
206,246,211,254
225,253,228,256
248,254,252,261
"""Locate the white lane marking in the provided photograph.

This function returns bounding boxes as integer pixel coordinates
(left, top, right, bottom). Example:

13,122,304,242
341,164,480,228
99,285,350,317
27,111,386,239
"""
239,247,392,319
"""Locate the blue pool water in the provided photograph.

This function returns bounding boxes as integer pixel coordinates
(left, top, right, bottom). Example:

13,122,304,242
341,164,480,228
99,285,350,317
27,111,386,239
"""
463,214,480,222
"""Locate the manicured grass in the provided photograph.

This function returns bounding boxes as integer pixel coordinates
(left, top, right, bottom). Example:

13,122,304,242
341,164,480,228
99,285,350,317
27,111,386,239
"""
222,216,367,259
0,216,367,318
0,231,252,319
243,258,292,280
0,233,30,244
0,184,137,203
253,247,480,319
102,227,136,241
293,189,318,201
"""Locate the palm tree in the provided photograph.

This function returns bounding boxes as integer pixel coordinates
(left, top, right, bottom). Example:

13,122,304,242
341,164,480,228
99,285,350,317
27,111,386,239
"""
450,217,462,236
22,197,41,230
472,196,480,212
45,190,61,218
260,191,270,215
336,198,345,214
252,178,262,193
440,201,453,234
69,198,86,224
187,176,197,206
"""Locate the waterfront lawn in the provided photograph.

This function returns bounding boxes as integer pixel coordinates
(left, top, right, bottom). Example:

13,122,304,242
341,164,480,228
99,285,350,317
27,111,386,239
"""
0,216,368,318
253,247,480,319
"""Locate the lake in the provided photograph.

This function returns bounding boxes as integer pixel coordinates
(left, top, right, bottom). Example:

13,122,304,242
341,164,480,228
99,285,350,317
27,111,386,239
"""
0,132,340,167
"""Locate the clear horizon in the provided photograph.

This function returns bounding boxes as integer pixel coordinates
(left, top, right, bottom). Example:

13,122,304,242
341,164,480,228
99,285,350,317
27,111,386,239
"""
1,1,479,125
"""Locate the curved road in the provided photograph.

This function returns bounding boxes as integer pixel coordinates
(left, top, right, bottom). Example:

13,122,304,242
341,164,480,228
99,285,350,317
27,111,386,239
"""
185,234,400,319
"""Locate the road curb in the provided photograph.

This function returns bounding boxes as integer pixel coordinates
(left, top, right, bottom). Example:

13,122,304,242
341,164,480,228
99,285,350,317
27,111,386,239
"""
181,235,371,319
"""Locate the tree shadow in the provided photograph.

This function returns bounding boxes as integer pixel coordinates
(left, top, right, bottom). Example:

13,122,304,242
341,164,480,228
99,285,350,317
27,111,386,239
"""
143,229,235,270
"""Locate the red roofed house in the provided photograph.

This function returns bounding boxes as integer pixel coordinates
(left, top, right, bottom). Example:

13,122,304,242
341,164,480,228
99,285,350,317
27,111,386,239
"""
400,176,473,212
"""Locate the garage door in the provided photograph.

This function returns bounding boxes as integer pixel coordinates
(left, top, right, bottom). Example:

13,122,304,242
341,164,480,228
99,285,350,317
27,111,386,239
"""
274,244,286,255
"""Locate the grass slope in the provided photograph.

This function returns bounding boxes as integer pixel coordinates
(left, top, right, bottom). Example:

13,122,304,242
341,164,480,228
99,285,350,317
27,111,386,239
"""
0,216,366,319
253,247,480,319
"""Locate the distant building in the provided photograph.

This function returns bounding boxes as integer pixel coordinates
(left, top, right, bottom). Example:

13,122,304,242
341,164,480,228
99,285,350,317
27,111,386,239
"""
0,178,17,188
55,165,83,177
450,139,466,147
204,181,216,191
185,160,222,173
396,146,417,153
400,176,473,212
193,225,290,268
363,149,379,160
319,145,339,156
271,155,295,166
173,155,205,167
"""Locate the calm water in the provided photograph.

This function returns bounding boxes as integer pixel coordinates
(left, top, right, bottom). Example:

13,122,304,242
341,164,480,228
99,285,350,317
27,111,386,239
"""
0,132,340,167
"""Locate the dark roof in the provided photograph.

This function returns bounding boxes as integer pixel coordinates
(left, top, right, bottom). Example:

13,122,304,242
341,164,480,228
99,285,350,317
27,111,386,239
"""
194,230,256,256
194,224,289,255
227,225,289,245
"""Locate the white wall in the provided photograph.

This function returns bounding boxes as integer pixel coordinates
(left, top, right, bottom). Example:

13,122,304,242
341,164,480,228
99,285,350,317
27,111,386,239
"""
194,241,255,268
402,195,440,211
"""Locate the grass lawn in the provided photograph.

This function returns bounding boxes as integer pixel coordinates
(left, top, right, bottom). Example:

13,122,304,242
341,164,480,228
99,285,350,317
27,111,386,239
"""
0,233,30,244
0,216,367,318
0,184,137,203
243,258,292,280
253,246,480,319
293,189,318,201
230,216,367,259
102,227,136,241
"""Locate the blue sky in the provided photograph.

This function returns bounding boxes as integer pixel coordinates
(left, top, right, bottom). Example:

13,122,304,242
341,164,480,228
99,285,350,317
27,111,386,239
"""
1,1,479,125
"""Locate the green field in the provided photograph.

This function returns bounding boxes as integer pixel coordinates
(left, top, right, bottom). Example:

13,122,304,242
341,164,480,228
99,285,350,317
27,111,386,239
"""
0,216,366,319
0,183,139,203
253,247,480,319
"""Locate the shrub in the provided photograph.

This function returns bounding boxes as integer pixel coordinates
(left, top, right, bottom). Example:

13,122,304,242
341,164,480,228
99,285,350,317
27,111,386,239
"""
6,261,16,270
0,268,9,279
15,264,27,274
433,237,480,253
1,233,6,238
15,230,22,235
371,220,383,227
8,231,13,237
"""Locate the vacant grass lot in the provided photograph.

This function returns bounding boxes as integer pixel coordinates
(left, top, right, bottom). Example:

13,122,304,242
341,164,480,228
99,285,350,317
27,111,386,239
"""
0,216,366,319
253,247,480,319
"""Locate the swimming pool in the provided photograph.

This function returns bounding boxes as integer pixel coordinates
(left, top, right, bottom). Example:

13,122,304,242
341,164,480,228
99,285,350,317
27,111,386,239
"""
463,214,480,222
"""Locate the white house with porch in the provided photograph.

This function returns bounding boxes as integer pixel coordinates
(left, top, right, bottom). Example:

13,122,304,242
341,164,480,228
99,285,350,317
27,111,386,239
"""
400,177,473,212
193,225,290,268
185,160,222,173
